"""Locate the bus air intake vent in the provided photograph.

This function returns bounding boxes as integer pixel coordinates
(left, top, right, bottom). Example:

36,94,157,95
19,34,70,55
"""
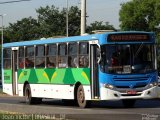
113,76,149,81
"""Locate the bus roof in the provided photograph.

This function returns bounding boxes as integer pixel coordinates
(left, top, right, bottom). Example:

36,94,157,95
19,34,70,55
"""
3,31,155,48
3,33,100,48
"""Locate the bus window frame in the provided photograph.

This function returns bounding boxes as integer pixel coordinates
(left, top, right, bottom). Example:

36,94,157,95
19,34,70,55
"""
35,45,45,68
25,46,35,69
46,43,58,68
3,48,12,69
58,43,68,68
68,42,78,68
79,42,89,68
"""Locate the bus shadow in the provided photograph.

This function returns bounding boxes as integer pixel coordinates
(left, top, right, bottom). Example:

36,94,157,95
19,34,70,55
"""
90,99,160,109
36,99,160,109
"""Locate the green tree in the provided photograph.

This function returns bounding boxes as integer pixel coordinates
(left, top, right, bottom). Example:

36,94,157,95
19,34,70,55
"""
5,17,40,42
119,0,160,32
4,5,81,42
36,5,81,37
86,21,115,33
67,6,81,35
36,5,65,37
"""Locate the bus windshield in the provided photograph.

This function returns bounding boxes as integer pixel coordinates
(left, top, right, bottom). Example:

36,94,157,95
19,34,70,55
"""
100,44,155,74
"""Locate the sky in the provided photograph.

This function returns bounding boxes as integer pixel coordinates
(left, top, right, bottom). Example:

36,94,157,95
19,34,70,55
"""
0,0,131,29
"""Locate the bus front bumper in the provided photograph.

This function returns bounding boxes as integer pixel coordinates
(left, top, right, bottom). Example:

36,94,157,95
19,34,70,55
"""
100,86,158,100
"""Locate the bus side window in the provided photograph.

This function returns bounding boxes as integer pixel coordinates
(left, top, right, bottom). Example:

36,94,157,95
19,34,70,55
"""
46,44,57,68
79,42,89,68
19,47,24,69
35,45,45,68
25,46,35,68
3,48,11,69
58,43,67,68
68,42,78,68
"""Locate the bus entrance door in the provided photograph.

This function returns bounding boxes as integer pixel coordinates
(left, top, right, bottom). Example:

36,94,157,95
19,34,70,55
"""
12,47,18,95
90,44,100,99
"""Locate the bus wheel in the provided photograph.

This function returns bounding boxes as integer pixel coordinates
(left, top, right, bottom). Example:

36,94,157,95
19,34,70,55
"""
76,85,87,108
24,84,35,104
122,99,136,108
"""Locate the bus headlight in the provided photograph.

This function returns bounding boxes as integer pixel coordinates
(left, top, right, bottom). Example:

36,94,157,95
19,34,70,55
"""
148,82,158,88
103,84,114,89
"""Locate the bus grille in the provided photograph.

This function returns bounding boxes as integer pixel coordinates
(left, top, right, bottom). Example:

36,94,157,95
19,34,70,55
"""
113,77,149,81
113,76,149,89
121,93,142,96
116,84,147,89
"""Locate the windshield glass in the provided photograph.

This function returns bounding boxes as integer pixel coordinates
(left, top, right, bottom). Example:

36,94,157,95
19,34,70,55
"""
100,44,155,74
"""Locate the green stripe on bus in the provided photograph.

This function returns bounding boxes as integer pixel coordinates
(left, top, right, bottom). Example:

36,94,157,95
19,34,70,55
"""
18,68,90,85
4,69,12,84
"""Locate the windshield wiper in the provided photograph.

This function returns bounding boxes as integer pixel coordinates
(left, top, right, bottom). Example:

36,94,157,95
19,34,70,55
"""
134,43,143,59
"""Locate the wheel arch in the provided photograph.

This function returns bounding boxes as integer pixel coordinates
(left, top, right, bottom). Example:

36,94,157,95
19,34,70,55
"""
23,81,30,96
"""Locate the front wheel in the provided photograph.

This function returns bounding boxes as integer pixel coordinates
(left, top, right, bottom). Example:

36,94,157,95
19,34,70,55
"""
122,99,136,108
76,85,89,108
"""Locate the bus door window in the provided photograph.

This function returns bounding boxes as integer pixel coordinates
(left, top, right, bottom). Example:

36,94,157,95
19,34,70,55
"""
19,47,24,69
79,42,89,68
25,46,34,68
35,45,45,68
3,48,11,69
58,43,67,68
68,42,78,68
47,44,57,68
100,45,118,73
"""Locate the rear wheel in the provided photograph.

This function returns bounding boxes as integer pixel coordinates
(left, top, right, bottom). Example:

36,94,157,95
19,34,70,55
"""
122,99,136,108
76,85,89,108
24,84,42,104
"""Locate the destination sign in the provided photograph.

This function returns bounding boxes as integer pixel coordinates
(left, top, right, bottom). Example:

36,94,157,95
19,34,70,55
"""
107,33,150,42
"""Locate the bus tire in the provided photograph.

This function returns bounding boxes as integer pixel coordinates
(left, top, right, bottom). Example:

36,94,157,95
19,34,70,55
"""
24,84,35,105
76,85,88,108
122,99,136,108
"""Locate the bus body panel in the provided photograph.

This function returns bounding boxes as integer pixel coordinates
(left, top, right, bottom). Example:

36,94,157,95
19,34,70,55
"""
17,68,91,99
99,70,158,99
3,69,13,95
18,68,90,85
4,69,12,84
18,84,91,100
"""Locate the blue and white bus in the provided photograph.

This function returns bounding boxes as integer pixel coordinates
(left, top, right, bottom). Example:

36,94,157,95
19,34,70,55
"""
2,31,158,108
